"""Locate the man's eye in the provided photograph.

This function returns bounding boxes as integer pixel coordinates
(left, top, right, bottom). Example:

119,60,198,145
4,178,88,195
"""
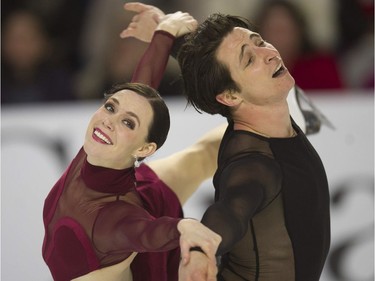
258,40,266,47
246,57,253,67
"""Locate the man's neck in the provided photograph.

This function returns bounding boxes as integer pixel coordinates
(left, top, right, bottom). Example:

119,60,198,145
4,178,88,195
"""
232,101,294,138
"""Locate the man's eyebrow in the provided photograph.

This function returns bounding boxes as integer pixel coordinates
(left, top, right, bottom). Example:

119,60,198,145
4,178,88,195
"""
250,33,261,40
239,44,247,64
239,33,262,64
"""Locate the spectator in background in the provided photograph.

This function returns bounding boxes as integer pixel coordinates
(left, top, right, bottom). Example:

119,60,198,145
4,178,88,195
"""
335,0,374,90
2,0,89,75
254,0,344,91
1,9,76,103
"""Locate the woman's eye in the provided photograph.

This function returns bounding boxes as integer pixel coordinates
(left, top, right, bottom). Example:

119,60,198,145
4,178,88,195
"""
123,119,135,129
104,102,114,112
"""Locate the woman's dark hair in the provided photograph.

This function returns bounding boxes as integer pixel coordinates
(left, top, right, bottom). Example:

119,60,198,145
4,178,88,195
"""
178,13,255,118
104,82,170,156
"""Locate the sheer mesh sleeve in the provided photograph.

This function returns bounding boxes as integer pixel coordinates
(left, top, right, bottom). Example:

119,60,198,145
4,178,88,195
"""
131,30,175,89
202,154,282,255
93,201,180,254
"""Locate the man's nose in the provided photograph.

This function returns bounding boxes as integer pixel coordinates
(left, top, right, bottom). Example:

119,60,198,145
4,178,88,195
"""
261,48,280,64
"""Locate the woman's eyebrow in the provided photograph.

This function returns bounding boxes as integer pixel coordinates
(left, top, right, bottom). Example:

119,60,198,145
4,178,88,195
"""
109,97,141,126
126,111,141,126
108,97,120,105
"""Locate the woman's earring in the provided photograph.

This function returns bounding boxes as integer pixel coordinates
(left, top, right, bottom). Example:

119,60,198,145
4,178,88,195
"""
133,155,140,168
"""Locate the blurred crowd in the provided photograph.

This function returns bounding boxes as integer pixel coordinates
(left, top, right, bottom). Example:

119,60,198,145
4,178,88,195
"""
1,0,374,104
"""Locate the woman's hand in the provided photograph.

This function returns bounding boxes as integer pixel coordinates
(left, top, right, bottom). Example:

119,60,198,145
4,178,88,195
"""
156,11,198,38
120,2,165,42
177,219,221,280
120,3,197,42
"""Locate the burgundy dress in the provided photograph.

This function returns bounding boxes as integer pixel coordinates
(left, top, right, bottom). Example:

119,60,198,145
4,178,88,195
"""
42,31,183,281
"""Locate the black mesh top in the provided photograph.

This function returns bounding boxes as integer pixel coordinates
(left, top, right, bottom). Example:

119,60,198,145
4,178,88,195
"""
201,120,330,281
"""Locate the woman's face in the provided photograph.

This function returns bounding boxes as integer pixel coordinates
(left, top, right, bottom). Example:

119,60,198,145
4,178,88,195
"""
84,90,154,169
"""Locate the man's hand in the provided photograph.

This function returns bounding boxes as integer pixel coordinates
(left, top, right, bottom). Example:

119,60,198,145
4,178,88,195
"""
120,2,165,42
178,251,218,281
177,219,221,274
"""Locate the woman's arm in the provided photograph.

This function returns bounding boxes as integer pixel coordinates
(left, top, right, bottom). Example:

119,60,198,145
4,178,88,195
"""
121,4,197,88
120,2,164,43
95,202,220,267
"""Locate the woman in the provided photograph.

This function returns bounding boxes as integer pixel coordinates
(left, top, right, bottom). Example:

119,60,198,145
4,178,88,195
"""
42,11,221,281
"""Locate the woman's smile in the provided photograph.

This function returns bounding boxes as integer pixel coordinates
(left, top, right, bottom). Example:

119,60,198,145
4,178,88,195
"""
93,128,113,145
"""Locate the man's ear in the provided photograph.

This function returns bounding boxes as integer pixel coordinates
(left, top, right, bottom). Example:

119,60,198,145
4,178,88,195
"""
135,142,157,159
216,91,242,107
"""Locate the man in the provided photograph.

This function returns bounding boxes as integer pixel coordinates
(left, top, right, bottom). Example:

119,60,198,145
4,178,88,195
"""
123,4,330,281
177,13,331,281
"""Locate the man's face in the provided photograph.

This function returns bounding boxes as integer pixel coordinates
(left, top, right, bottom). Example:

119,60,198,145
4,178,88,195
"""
216,27,295,106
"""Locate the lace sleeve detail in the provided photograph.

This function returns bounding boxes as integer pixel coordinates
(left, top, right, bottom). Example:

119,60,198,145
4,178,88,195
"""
131,30,175,89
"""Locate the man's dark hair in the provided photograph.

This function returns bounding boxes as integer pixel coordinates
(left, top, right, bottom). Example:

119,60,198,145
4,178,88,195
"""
178,13,255,118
